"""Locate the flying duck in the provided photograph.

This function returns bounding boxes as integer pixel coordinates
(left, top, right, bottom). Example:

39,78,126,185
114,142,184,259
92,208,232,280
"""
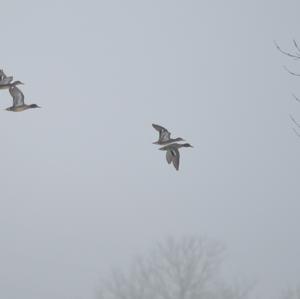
6,81,41,112
159,143,193,171
152,124,184,145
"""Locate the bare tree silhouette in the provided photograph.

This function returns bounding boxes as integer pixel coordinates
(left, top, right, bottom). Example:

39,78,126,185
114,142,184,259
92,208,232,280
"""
280,286,300,299
274,40,300,75
275,40,300,136
98,236,252,299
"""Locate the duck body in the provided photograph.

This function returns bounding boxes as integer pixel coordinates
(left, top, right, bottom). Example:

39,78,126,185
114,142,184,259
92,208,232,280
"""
153,137,185,145
5,81,41,112
159,143,193,171
6,104,40,112
152,123,184,145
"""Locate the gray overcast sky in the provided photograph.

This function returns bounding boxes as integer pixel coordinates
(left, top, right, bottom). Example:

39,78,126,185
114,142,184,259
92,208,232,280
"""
0,0,300,298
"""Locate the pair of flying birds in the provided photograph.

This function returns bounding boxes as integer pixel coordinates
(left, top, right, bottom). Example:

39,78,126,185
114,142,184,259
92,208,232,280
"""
1,69,192,170
0,69,40,112
152,124,193,171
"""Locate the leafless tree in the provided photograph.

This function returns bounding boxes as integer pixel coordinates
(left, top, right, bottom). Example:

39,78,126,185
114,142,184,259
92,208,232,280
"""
275,40,300,136
280,286,300,299
274,40,300,75
98,236,252,299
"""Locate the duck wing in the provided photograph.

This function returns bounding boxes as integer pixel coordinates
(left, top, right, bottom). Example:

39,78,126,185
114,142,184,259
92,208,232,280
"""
171,148,180,170
166,150,173,164
0,76,13,85
0,69,7,80
9,86,25,107
152,124,171,142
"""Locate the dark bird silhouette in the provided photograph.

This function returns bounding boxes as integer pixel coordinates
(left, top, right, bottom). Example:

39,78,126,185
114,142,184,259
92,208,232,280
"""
0,69,13,89
159,143,193,171
6,81,41,112
152,124,184,145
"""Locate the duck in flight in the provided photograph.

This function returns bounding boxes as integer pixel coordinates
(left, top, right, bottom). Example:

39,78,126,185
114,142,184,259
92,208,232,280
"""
159,143,193,171
6,81,41,112
0,69,13,89
152,124,185,145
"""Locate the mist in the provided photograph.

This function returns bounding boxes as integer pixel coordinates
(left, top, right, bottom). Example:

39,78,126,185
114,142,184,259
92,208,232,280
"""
1,1,300,298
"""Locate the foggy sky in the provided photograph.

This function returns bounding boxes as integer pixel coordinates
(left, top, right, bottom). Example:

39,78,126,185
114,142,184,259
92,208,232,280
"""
1,1,300,298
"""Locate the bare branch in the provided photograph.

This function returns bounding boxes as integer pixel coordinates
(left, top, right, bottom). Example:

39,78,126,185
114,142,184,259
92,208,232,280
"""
292,94,300,103
276,41,300,140
293,39,300,54
292,128,300,138
284,66,300,76
274,40,300,59
290,114,300,128
289,115,300,138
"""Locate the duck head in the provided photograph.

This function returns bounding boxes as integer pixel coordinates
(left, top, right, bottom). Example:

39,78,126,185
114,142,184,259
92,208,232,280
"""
182,143,193,148
29,104,41,109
